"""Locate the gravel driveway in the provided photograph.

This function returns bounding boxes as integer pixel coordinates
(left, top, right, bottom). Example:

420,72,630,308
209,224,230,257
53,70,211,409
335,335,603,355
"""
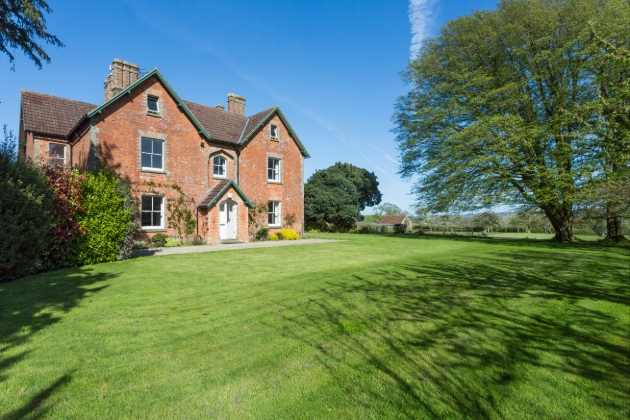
131,238,343,258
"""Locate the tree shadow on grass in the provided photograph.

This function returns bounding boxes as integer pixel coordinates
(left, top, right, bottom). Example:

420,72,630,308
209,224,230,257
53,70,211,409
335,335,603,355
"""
0,267,116,417
390,232,630,253
1,372,74,420
279,247,630,418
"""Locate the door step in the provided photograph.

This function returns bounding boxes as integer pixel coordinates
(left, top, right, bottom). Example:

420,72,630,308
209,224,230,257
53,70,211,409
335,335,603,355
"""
220,239,242,244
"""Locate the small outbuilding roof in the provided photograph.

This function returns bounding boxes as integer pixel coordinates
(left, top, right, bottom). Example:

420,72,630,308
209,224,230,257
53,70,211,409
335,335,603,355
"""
380,215,409,225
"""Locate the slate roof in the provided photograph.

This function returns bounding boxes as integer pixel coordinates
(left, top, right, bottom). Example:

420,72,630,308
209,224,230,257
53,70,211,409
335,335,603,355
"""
21,90,97,138
380,215,409,225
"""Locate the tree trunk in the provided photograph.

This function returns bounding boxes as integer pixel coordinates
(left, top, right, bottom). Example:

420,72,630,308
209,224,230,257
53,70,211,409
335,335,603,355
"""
541,206,576,242
606,214,626,242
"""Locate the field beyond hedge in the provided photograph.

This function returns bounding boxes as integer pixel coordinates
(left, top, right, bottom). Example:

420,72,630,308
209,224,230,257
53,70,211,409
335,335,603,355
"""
1,234,628,419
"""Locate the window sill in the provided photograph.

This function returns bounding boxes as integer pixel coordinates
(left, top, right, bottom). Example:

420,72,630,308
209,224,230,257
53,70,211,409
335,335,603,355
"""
141,228,167,232
267,180,283,185
146,111,162,118
270,138,279,142
212,175,228,180
141,168,166,174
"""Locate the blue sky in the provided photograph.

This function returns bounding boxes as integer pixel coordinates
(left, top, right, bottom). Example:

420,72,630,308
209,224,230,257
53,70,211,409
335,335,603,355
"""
0,0,497,213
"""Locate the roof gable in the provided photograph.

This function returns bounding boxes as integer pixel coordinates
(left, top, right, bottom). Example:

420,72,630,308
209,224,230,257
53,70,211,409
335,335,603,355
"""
198,180,254,209
20,68,308,157
238,107,310,157
86,69,213,142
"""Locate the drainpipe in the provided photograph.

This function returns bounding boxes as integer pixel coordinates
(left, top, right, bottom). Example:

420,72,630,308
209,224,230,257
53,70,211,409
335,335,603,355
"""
236,149,240,186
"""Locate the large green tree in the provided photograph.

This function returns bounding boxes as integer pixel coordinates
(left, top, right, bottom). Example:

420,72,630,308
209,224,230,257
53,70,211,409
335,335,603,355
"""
580,26,630,242
305,163,382,230
1,0,63,69
393,0,629,242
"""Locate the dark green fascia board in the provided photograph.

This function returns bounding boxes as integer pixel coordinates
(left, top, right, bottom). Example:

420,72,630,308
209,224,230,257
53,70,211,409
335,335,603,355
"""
238,106,311,158
85,68,213,142
198,180,254,209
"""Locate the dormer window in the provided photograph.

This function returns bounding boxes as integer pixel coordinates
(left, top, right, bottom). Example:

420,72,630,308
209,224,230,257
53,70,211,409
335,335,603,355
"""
270,125,279,140
213,156,227,178
147,96,159,114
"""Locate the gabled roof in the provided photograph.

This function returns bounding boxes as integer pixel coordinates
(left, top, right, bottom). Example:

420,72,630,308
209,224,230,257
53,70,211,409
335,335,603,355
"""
86,68,213,141
21,68,310,156
238,107,310,157
21,90,97,138
380,215,409,225
198,179,254,209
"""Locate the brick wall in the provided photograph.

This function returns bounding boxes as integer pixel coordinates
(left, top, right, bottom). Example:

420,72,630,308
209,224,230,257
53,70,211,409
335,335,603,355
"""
238,114,305,234
21,73,306,243
92,76,233,242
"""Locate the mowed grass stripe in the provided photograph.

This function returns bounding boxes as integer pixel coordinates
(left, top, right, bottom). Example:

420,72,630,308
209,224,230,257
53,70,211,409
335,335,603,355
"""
0,234,628,419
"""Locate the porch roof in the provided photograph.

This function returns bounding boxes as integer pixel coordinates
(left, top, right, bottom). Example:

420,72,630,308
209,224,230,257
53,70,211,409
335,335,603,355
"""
198,180,254,209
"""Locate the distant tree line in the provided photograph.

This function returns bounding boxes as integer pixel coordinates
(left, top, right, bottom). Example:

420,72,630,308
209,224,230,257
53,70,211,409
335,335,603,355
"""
406,209,629,237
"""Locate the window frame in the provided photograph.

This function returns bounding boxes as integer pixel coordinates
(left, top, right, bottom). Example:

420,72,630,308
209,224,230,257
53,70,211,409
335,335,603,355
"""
48,143,66,167
267,157,281,183
141,137,165,172
140,195,165,230
270,124,279,140
213,155,227,178
147,95,160,114
268,201,281,227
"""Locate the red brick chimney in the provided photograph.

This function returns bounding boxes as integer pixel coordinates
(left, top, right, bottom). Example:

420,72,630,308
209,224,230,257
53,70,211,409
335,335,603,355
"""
227,93,245,115
104,59,139,101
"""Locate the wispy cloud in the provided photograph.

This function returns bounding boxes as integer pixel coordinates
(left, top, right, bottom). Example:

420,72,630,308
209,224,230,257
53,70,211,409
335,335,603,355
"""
409,0,436,59
371,144,398,165
375,165,405,187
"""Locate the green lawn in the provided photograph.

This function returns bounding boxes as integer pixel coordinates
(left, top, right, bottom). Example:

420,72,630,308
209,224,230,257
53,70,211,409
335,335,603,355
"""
1,234,628,419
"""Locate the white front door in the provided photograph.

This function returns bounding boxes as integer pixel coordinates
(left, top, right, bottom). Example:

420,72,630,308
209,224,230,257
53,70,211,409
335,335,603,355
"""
219,200,237,240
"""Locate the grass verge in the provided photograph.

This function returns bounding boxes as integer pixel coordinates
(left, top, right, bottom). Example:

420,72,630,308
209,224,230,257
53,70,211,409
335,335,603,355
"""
1,233,628,419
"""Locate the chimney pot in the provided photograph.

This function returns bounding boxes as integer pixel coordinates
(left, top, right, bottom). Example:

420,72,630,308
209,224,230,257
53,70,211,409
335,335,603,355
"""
227,93,245,115
104,58,139,101
215,104,225,110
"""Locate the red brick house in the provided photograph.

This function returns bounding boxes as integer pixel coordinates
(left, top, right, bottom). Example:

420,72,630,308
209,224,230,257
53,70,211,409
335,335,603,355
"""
19,59,309,244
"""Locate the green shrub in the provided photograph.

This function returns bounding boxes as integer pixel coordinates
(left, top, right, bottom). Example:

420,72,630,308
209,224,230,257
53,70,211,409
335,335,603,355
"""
255,227,269,241
132,240,148,249
269,233,279,241
0,145,54,281
152,233,168,247
393,224,408,234
71,168,135,265
188,235,205,246
358,225,379,234
278,229,298,240
164,238,181,247
306,220,328,232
